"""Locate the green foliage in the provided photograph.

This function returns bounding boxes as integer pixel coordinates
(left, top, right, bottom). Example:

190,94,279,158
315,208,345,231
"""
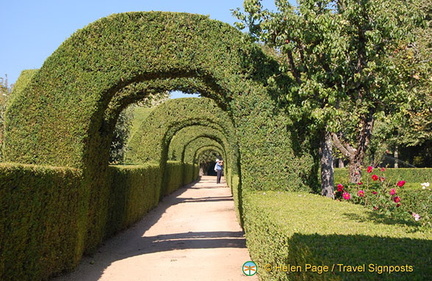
8,70,37,98
105,164,162,237
0,162,189,280
0,163,84,281
127,106,154,146
243,190,432,280
0,70,37,161
164,161,185,195
109,106,133,164
335,167,432,230
334,168,432,187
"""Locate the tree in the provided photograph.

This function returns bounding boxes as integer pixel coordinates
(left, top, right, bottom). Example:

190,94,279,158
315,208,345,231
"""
362,0,432,167
234,0,424,196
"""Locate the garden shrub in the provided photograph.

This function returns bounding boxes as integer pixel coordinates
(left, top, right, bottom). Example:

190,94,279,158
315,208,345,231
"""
335,167,432,231
182,162,199,186
105,164,161,238
164,161,184,196
334,168,432,185
243,190,432,280
0,163,84,281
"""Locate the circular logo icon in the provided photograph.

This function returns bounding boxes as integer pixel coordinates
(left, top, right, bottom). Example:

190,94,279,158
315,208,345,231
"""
242,261,258,276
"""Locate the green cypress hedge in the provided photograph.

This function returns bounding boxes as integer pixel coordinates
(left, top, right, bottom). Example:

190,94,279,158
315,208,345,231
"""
0,163,84,281
243,191,432,280
334,168,432,186
0,162,190,280
105,164,162,238
164,161,185,196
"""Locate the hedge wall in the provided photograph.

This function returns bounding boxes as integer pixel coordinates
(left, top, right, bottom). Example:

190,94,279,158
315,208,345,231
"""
105,164,162,238
0,162,190,280
243,191,432,280
0,163,84,281
335,168,432,185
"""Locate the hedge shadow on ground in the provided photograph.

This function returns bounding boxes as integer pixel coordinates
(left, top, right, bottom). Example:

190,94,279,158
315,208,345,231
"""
53,181,246,281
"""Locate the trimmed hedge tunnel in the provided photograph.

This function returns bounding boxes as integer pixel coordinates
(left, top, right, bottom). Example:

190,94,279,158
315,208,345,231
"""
2,11,316,280
167,126,228,183
126,98,235,164
125,97,237,198
167,125,230,170
4,11,306,195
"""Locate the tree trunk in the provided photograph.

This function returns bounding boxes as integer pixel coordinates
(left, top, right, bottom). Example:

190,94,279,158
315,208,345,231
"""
331,110,374,184
321,131,334,198
348,112,374,183
348,155,362,183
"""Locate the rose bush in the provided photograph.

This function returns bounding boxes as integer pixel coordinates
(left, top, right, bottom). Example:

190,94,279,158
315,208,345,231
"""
335,166,431,229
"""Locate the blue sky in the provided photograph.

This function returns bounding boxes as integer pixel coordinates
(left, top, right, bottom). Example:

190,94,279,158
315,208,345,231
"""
0,0,279,97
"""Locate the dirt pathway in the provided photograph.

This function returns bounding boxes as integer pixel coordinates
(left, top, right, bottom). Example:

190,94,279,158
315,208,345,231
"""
54,176,258,281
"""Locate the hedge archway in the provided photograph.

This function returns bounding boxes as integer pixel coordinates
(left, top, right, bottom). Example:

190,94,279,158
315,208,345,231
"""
4,13,314,251
126,97,235,166
169,126,228,163
1,11,319,276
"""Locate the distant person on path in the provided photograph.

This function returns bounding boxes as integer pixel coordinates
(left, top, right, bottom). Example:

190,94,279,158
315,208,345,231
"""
214,159,224,184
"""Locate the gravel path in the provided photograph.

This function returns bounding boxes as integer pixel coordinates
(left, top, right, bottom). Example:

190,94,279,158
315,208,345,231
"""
54,176,258,281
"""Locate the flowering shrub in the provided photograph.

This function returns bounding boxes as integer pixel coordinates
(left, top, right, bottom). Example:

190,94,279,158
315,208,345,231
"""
335,166,431,229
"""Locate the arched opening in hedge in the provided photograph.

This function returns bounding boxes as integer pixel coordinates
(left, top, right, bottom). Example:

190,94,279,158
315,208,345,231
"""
4,11,306,254
126,98,235,164
194,145,225,175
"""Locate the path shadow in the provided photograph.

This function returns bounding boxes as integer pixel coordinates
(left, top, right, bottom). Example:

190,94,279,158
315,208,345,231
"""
52,179,246,281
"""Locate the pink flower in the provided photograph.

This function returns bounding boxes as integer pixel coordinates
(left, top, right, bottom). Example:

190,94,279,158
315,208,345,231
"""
372,191,378,195
379,177,385,182
357,190,365,197
393,196,401,203
367,166,374,173
357,182,363,185
380,168,386,172
372,175,379,181
337,184,344,192
396,181,406,187
343,192,351,200
411,212,421,221
389,188,396,195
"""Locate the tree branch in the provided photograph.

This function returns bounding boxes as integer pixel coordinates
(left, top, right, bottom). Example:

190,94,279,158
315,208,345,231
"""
331,132,356,158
